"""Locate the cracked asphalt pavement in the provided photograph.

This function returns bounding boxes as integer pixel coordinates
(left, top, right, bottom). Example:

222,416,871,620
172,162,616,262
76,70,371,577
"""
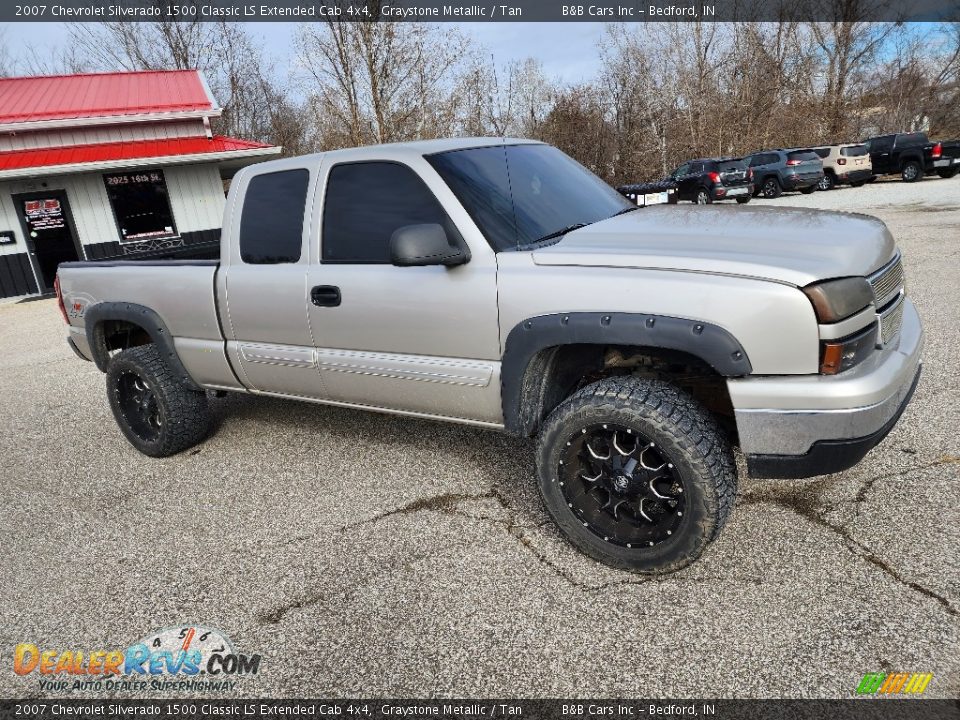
1,177,958,699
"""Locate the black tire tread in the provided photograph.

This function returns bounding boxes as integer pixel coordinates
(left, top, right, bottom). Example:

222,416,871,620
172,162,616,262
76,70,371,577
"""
106,345,210,457
536,376,737,574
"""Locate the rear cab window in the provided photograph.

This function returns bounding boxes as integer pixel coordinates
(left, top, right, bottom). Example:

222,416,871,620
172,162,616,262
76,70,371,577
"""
239,169,309,265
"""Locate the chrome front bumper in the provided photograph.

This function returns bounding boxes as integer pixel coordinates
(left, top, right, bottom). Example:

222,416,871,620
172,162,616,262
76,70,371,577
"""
730,299,923,461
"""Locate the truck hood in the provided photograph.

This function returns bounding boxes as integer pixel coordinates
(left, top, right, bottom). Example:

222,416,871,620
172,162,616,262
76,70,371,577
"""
531,205,895,286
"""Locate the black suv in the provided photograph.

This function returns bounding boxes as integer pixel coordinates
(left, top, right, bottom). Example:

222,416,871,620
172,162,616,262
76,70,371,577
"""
668,158,753,204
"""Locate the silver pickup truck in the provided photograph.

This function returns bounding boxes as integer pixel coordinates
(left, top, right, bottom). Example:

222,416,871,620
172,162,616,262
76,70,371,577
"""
56,138,923,574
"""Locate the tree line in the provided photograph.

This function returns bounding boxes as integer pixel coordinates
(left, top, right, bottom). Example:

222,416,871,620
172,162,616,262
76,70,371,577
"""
1,15,958,184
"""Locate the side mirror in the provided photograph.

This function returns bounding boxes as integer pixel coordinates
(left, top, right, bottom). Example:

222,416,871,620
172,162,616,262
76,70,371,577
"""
390,223,468,267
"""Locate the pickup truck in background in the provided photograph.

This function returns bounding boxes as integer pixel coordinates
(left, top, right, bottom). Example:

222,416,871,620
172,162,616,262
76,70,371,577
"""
56,138,923,574
863,131,960,181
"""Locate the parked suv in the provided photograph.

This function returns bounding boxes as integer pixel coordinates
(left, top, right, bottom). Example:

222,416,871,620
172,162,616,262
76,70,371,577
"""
863,132,960,182
811,144,874,190
668,157,753,204
745,149,824,198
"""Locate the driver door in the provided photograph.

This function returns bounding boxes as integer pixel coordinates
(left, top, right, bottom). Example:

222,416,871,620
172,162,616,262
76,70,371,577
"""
304,158,502,424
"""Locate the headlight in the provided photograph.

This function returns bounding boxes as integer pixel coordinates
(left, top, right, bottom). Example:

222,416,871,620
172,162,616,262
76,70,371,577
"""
819,324,878,375
802,277,873,322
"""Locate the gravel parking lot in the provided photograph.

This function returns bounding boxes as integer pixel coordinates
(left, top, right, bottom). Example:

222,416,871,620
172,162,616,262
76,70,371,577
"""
1,176,957,700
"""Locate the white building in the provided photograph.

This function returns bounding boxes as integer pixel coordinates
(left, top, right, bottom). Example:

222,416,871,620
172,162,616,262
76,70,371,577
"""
0,69,281,299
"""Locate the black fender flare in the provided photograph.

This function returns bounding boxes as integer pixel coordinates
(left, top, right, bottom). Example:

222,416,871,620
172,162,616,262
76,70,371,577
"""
501,312,752,436
84,302,202,391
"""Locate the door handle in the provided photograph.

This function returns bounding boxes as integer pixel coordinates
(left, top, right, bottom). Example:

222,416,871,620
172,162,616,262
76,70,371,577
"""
310,285,341,307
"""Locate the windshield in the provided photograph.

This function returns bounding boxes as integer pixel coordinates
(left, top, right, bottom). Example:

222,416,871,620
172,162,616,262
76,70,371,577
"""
427,144,632,251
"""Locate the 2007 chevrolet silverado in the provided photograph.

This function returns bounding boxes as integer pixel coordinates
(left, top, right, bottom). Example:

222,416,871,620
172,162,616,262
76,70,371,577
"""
56,138,923,574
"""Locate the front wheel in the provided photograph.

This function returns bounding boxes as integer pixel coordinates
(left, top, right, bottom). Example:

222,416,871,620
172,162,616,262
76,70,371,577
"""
937,168,958,179
735,196,751,204
800,185,816,194
106,345,211,457
535,377,737,574
818,173,835,191
901,160,922,182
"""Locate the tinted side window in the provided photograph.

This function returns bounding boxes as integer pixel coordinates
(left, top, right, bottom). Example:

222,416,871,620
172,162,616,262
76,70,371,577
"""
322,162,452,264
813,148,830,159
869,136,894,152
673,163,690,176
240,169,309,264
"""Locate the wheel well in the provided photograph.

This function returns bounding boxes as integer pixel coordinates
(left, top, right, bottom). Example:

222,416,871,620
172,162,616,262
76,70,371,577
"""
95,319,153,358
824,168,836,177
517,343,737,442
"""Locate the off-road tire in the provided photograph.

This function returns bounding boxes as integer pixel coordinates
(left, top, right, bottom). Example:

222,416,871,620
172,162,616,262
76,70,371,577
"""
735,195,751,204
937,168,958,179
901,160,922,182
106,345,210,457
761,177,782,198
535,376,737,574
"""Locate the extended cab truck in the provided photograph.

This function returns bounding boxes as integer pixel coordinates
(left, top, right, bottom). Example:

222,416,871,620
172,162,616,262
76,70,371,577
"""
56,139,923,574
863,132,960,182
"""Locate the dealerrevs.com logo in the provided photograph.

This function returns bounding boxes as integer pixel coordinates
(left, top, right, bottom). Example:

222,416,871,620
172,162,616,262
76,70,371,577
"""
13,626,261,693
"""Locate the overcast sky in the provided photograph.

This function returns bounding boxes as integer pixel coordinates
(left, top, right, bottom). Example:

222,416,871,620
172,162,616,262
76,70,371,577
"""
3,22,609,84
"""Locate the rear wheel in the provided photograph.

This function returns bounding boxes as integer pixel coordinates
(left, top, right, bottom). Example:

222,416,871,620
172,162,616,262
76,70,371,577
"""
937,168,958,179
535,376,737,574
901,160,922,182
800,185,816,194
818,173,835,191
106,345,210,457
735,196,751,204
695,188,712,205
761,177,782,198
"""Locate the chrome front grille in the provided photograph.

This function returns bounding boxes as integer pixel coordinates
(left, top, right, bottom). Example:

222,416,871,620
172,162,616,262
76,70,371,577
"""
880,295,905,346
869,255,905,309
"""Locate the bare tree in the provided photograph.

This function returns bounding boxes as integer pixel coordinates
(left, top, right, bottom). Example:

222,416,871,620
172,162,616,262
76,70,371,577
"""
295,14,469,147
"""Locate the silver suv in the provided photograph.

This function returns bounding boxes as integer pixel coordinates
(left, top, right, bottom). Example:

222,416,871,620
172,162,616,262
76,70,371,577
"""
56,139,922,574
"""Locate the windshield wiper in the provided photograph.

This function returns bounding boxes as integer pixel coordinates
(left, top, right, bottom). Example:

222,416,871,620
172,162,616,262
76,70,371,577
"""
610,206,640,218
534,223,588,244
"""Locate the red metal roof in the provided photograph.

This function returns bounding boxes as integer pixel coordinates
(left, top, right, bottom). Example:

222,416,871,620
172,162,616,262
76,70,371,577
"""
0,136,272,172
0,70,215,125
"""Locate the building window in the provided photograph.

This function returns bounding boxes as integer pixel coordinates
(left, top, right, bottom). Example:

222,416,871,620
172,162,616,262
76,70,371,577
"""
103,170,177,243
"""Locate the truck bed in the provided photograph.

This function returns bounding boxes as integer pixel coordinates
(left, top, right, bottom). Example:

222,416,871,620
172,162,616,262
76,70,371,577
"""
57,259,234,388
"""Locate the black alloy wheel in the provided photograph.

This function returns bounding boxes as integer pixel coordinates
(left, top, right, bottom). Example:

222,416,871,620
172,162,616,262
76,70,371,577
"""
106,344,211,457
115,372,163,442
762,177,782,198
558,423,685,548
